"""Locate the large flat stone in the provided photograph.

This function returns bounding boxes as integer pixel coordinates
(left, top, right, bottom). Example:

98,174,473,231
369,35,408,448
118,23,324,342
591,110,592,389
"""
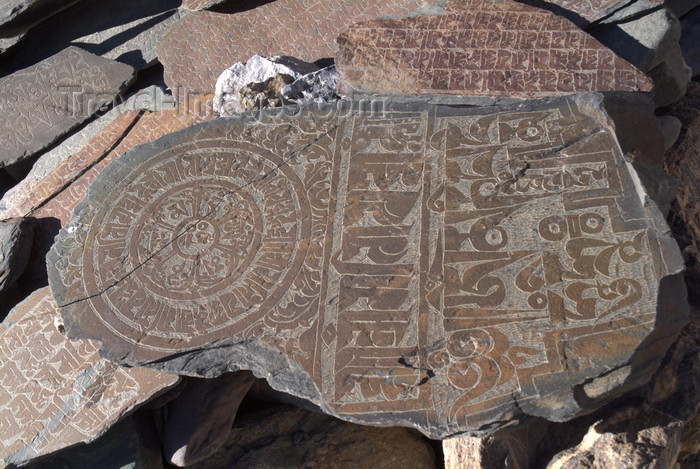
48,95,687,437
0,287,179,467
336,0,652,99
0,46,135,168
10,0,184,71
155,0,435,94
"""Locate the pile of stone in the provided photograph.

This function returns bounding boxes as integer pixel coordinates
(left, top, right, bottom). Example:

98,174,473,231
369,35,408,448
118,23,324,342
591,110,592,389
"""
0,0,698,467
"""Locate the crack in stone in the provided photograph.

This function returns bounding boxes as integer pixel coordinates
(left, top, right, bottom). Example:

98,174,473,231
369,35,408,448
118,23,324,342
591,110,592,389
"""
27,110,146,217
57,122,340,309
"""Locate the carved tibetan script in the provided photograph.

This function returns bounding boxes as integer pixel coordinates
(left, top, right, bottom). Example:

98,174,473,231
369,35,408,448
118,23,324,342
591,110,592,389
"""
49,98,680,436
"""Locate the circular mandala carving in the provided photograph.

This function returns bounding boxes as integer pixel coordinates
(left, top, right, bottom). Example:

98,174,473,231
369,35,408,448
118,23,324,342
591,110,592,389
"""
81,141,312,344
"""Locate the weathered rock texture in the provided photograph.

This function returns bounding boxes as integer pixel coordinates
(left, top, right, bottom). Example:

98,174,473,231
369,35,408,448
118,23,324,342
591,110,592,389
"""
0,287,179,467
10,0,184,71
163,371,255,467
0,0,81,37
0,217,33,293
336,0,652,98
188,405,436,469
156,0,433,94
0,46,135,168
48,96,687,438
180,0,226,10
663,82,700,291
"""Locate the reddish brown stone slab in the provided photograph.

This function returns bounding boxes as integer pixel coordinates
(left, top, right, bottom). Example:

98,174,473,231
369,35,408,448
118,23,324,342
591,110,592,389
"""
336,0,653,98
156,0,430,94
48,96,686,438
0,288,179,467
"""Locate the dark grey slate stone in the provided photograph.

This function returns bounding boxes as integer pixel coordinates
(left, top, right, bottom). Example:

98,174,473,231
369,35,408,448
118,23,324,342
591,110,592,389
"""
0,217,33,293
0,0,81,37
0,46,135,168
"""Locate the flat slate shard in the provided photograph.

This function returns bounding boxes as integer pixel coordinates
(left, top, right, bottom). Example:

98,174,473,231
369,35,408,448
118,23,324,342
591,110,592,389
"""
0,46,135,168
49,96,687,437
336,0,653,98
155,0,432,94
0,288,179,467
0,0,81,37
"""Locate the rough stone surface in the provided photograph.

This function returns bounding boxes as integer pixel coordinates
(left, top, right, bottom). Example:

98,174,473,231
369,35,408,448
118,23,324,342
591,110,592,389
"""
0,46,135,168
24,414,164,469
282,65,339,106
156,0,434,94
545,410,683,468
0,287,179,467
680,6,700,77
658,115,682,151
214,55,318,115
668,0,700,17
0,0,81,37
10,0,185,71
48,95,687,438
513,0,664,28
336,1,652,99
163,371,255,467
187,405,436,469
0,217,33,293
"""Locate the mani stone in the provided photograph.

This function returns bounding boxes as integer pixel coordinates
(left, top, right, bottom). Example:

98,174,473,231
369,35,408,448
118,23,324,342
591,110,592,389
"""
0,217,34,294
0,46,135,168
155,0,434,94
0,287,179,467
335,0,653,99
48,95,687,438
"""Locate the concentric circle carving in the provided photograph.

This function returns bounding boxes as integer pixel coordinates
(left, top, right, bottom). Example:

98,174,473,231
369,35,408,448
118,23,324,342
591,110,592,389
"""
81,140,312,344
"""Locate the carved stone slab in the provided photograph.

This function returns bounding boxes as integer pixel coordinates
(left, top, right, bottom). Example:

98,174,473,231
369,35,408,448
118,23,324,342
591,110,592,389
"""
0,288,179,467
0,46,135,168
336,0,653,98
48,96,687,437
155,0,431,94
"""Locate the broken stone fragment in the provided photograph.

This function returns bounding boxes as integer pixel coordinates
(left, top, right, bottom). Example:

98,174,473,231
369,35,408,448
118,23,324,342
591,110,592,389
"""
0,46,135,168
214,55,318,115
335,0,652,99
281,65,339,105
0,217,33,294
155,0,437,94
48,94,687,438
0,287,179,467
162,371,255,467
186,405,437,469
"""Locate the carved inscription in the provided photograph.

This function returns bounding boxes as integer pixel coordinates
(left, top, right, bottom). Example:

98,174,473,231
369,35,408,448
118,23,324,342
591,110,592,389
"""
0,46,134,167
0,288,177,466
50,100,680,437
336,0,653,98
